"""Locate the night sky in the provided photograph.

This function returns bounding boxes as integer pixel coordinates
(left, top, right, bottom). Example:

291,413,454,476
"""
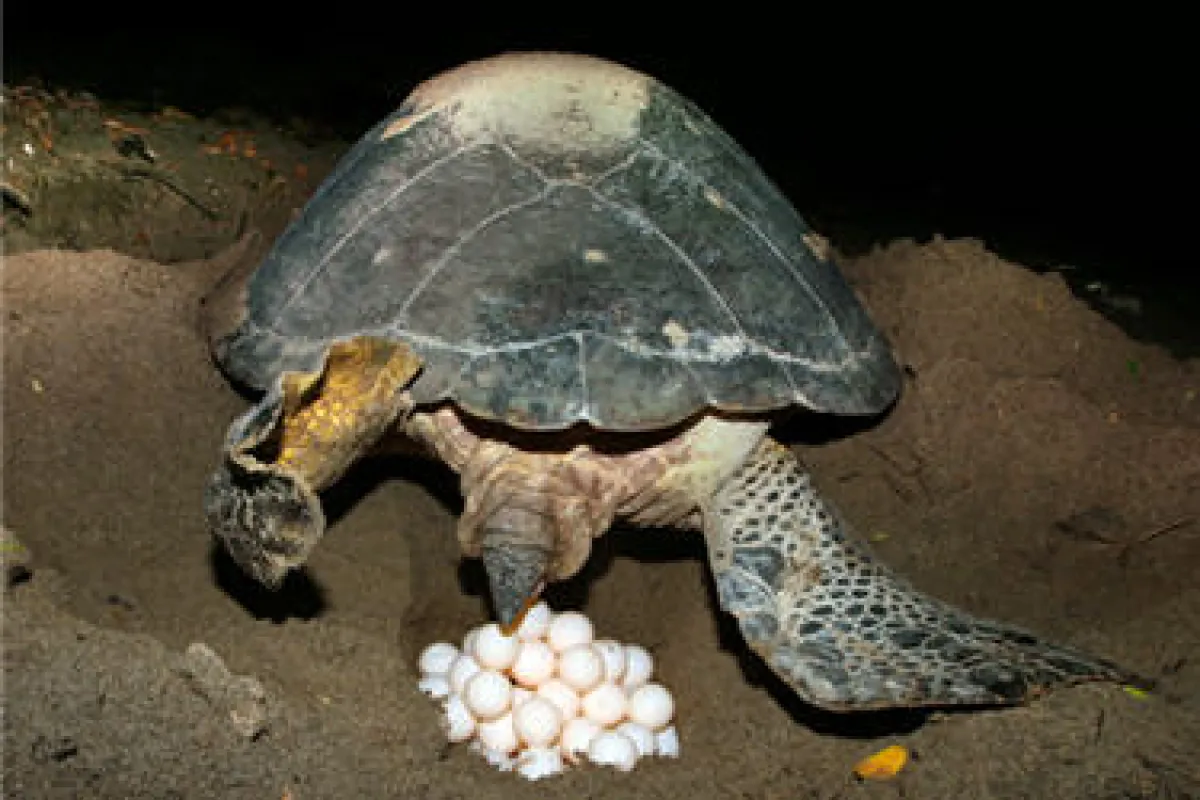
7,12,1195,349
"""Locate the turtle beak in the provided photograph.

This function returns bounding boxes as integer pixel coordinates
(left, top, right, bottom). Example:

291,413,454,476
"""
482,543,547,635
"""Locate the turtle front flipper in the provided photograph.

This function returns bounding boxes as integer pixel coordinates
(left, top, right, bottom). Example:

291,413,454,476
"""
704,437,1140,711
204,336,422,588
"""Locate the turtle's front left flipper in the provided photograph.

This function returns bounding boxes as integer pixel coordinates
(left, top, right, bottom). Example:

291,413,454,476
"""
204,336,422,588
704,437,1139,711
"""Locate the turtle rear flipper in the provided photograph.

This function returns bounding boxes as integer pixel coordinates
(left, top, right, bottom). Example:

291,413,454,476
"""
704,438,1140,710
204,336,422,587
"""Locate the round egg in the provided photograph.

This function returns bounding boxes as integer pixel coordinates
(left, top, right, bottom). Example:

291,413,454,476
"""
417,674,450,700
628,683,675,730
557,644,604,693
515,601,553,641
447,653,482,695
622,644,655,689
654,725,681,758
510,639,556,688
418,641,459,676
516,746,565,781
581,682,627,728
441,694,476,743
588,730,638,771
536,678,581,720
472,623,520,671
463,669,513,721
616,721,655,757
592,639,626,683
547,611,594,652
560,717,602,764
477,711,519,755
513,696,563,748
462,627,481,657
476,743,516,771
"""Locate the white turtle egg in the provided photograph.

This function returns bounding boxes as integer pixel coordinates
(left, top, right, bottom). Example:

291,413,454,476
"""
557,643,604,693
654,725,681,758
510,639,556,688
536,678,581,720
621,644,655,690
516,746,565,781
515,601,553,641
616,721,655,757
469,738,515,768
462,626,481,657
513,696,564,748
447,653,482,695
417,674,450,700
560,717,602,764
581,682,627,728
588,730,638,771
478,744,516,771
473,623,520,671
418,641,459,677
441,694,476,743
592,639,626,683
477,711,519,755
628,682,675,730
547,611,594,652
463,669,513,721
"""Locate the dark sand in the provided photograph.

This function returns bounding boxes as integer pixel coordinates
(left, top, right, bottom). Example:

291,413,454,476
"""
4,235,1199,798
4,76,1200,800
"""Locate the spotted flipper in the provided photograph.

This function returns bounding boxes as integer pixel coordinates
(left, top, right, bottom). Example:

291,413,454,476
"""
704,438,1138,710
204,336,422,587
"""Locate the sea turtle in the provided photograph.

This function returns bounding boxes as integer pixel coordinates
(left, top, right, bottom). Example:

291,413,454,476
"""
202,52,1135,710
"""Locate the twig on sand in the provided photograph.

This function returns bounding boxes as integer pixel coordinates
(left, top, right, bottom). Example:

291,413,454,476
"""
1053,509,1194,567
1,180,33,216
1118,516,1194,566
864,442,933,504
105,160,220,221
1137,517,1194,546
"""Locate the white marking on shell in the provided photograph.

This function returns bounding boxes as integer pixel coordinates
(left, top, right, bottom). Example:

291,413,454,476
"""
705,333,749,358
380,106,437,140
583,248,609,264
401,53,651,152
660,323,748,361
802,232,831,261
661,320,689,349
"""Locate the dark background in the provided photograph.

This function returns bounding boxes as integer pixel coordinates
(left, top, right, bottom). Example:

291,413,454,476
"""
6,11,1195,349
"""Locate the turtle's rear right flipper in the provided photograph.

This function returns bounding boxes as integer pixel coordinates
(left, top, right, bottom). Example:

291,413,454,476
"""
205,336,422,588
704,438,1143,711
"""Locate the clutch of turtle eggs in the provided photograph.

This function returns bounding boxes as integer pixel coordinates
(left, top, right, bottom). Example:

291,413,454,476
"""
418,602,680,781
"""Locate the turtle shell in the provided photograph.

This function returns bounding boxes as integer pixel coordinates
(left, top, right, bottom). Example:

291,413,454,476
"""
213,52,901,431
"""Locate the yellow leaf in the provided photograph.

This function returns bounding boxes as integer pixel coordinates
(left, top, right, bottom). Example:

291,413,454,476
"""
854,744,908,780
1122,685,1150,700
